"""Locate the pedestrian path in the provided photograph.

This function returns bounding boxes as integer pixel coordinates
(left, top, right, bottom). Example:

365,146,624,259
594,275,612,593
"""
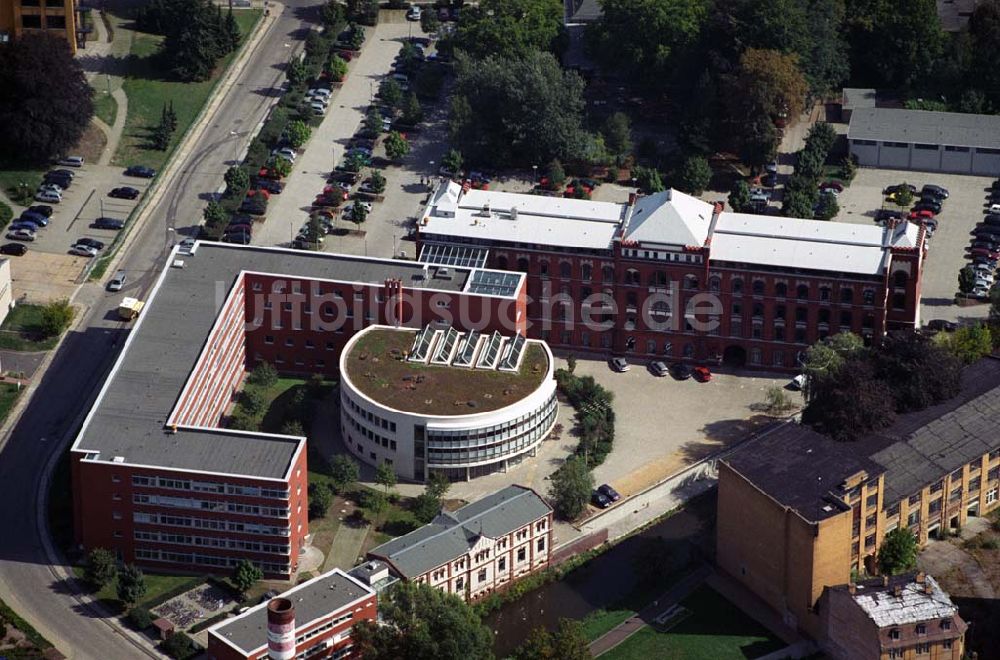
323,521,370,572
588,564,712,657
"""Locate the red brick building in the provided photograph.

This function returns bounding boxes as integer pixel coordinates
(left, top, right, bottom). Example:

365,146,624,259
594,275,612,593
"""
417,184,926,370
206,568,377,660
70,244,528,579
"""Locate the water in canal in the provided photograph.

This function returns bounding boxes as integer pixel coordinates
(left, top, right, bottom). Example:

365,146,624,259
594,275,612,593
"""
485,492,717,658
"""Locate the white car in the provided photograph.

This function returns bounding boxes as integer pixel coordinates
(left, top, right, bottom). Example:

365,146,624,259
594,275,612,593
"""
69,244,99,257
308,88,332,98
38,183,63,194
990,204,1000,214
406,4,421,20
310,102,328,115
35,191,61,203
272,148,297,162
7,228,36,241
58,156,84,167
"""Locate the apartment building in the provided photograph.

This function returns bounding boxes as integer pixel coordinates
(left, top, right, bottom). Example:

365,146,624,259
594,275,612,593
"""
823,573,966,660
367,485,552,601
207,568,377,660
417,182,926,371
0,0,79,53
717,356,1000,639
71,243,532,579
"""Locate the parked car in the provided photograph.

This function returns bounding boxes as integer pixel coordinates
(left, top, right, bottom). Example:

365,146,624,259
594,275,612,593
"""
28,205,53,217
222,231,252,244
20,211,49,226
883,183,916,195
970,247,1000,259
45,174,72,188
69,244,99,258
57,156,84,167
975,224,1000,236
922,184,949,199
6,228,35,242
670,362,693,380
819,181,844,193
35,191,61,203
92,217,125,230
308,88,332,99
610,357,629,372
9,222,40,233
310,102,328,116
107,269,127,291
253,178,284,194
598,484,621,502
177,237,197,252
75,237,105,250
692,366,712,382
971,240,999,251
926,319,958,332
990,203,1000,214
649,360,669,377
0,243,27,256
406,4,421,20
875,209,904,223
48,168,76,180
109,186,140,200
983,214,1000,227
38,183,64,195
591,490,611,509
125,165,156,178
908,209,934,221
272,148,297,162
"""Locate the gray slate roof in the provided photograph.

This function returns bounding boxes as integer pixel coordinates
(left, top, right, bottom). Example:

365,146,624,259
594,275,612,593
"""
848,107,1000,150
367,485,551,579
726,357,1000,514
208,569,373,654
842,88,876,111
71,243,481,479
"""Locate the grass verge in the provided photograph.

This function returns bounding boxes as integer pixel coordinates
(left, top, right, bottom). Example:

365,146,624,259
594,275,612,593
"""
600,586,785,660
93,89,119,128
0,596,55,651
0,382,24,426
0,304,61,351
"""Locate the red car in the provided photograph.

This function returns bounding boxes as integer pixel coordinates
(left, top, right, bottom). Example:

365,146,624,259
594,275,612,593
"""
692,366,712,382
819,181,844,192
313,195,344,208
258,167,283,180
247,188,270,200
908,209,934,221
312,208,336,219
970,247,1000,260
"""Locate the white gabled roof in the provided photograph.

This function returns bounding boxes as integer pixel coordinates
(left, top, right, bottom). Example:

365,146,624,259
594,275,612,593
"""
623,190,714,247
852,575,957,628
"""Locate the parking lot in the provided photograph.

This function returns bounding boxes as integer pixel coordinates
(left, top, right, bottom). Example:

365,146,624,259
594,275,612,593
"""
5,161,149,264
831,166,996,324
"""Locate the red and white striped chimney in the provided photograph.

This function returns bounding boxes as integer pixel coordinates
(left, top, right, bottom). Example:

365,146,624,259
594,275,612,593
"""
267,598,295,660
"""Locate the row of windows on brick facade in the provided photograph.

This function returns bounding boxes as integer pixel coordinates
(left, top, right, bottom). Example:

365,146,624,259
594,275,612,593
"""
132,493,289,518
133,530,289,555
134,547,289,575
428,542,543,587
133,511,290,537
130,475,289,499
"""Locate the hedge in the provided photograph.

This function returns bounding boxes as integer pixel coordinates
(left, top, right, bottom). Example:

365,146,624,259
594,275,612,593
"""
0,597,54,650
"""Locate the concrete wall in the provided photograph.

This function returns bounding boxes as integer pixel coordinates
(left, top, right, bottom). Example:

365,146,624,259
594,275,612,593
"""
0,259,12,327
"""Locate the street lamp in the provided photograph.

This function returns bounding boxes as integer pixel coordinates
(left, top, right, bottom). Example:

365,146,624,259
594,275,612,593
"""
532,164,538,183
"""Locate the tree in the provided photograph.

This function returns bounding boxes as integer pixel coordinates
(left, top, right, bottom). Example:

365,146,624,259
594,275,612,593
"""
426,471,451,500
782,189,816,219
285,119,312,149
223,9,242,51
349,199,368,225
738,48,808,125
84,548,118,589
844,0,944,90
308,482,333,519
633,165,664,194
161,631,196,659
362,489,388,522
379,78,404,110
566,354,577,373
451,50,587,167
352,581,493,659
420,8,441,34
546,159,566,189
548,455,594,520
116,564,147,607
128,607,152,631
675,155,712,195
513,618,591,660
224,166,250,197
152,105,173,150
0,33,94,163
958,265,977,295
384,131,411,161
166,100,178,132
364,105,384,135
239,386,268,419
814,191,839,220
203,200,228,227
39,299,75,338
893,186,913,210
737,113,780,172
247,362,278,388
270,156,292,178
602,112,632,162
939,324,993,365
369,169,386,194
156,0,237,82
281,419,305,436
375,461,397,494
728,180,751,212
802,358,896,441
442,149,463,176
411,492,441,524
327,54,348,82
232,559,263,598
329,454,360,494
287,57,308,85
346,0,378,25
874,331,961,412
878,528,918,575
320,0,346,28
453,0,565,60
763,386,794,415
802,331,867,383
401,93,423,125
968,0,1000,109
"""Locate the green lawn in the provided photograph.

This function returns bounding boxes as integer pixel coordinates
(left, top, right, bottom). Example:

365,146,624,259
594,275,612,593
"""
93,89,118,128
113,10,262,170
0,382,23,425
581,609,635,642
0,163,45,207
601,586,785,660
72,566,202,613
0,304,61,351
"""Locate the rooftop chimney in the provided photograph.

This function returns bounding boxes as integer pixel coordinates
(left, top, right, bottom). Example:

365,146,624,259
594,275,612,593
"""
267,598,295,660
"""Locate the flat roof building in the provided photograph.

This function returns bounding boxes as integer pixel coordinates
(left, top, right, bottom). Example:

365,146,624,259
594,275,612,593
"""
206,568,377,660
367,485,553,601
717,356,1000,640
848,107,1000,175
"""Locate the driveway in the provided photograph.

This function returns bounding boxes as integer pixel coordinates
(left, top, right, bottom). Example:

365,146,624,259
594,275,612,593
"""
831,166,995,324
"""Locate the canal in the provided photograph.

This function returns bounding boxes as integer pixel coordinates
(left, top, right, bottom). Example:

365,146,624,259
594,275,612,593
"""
484,491,717,658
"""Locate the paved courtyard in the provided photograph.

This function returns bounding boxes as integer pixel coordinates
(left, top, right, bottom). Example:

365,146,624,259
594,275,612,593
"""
831,166,995,325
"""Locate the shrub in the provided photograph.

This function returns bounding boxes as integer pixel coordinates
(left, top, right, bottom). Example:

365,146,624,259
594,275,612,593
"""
84,547,118,589
0,201,12,229
285,119,311,149
39,299,75,338
308,482,333,519
238,387,268,419
161,631,197,660
128,607,152,630
232,559,262,598
247,362,278,388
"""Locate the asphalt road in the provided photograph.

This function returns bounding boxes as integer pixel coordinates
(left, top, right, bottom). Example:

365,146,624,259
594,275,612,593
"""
0,3,317,657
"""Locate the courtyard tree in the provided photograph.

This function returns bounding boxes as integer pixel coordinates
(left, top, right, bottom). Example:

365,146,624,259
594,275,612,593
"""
737,48,808,126
602,112,632,162
379,78,403,110
441,149,464,176
84,548,118,589
802,358,896,441
247,361,278,388
270,156,292,178
365,105,384,135
116,564,147,608
308,482,334,519
375,461,397,494
545,159,566,189
878,528,918,575
352,581,493,659
675,155,712,195
548,455,593,520
203,200,228,228
426,471,451,499
411,492,441,524
0,33,94,162
453,0,565,60
728,180,751,212
368,170,386,194
633,165,664,194
814,191,839,220
874,331,961,412
401,93,423,125
938,324,994,365
327,54,348,82
232,559,263,598
348,199,368,226
320,0,345,28
384,131,411,161
329,454,360,494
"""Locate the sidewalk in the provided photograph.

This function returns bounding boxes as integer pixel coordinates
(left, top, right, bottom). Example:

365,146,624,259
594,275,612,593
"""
588,564,713,657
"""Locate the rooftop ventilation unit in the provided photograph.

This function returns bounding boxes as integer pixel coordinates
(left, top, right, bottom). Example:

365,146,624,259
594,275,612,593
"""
171,259,186,269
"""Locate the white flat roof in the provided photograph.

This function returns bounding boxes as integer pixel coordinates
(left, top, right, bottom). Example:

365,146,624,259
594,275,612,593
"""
711,213,900,275
420,182,623,251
